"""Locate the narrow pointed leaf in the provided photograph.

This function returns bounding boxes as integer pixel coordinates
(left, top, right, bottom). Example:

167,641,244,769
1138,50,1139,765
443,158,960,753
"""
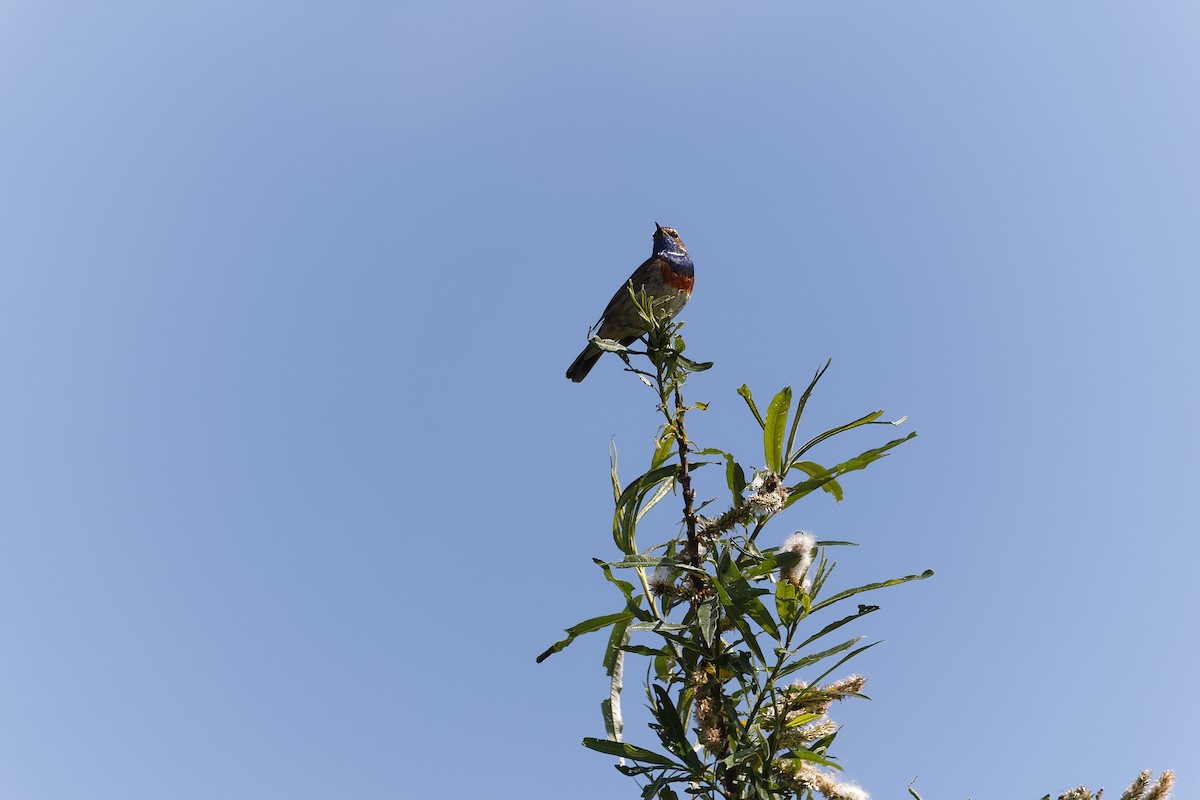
744,550,800,580
809,569,934,614
791,460,843,501
604,623,628,742
697,596,719,646
738,385,766,428
796,606,879,649
537,610,637,663
723,453,746,508
795,410,886,459
807,641,880,689
591,337,630,353
652,685,704,770
763,387,792,473
616,465,681,514
783,472,841,508
581,737,682,767
604,555,704,574
785,359,831,461
603,617,632,674
776,579,801,627
637,477,677,523
595,559,638,603
833,432,917,475
782,749,844,770
651,434,675,469
602,697,621,742
610,440,621,503
676,354,713,372
628,621,691,633
783,433,917,509
733,614,767,663
774,636,864,681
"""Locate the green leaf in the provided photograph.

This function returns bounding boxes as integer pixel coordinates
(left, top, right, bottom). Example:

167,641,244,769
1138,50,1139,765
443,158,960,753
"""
581,737,682,767
603,555,704,574
733,614,767,663
763,387,792,473
712,553,778,643
722,453,746,508
743,550,800,580
654,653,673,682
651,434,675,469
610,440,621,504
652,685,704,770
832,432,917,475
743,594,779,641
616,465,681,515
615,763,659,778
738,384,766,428
676,354,713,372
595,558,648,617
697,596,720,647
774,636,864,681
619,644,667,657
784,712,822,729
613,464,681,553
536,610,637,663
602,697,620,742
782,471,841,509
603,617,632,675
807,641,880,691
638,477,676,523
783,433,917,509
628,621,691,634
591,336,630,353
781,749,844,771
795,606,879,650
809,569,934,614
776,579,801,627
794,410,886,459
791,461,843,502
785,359,831,462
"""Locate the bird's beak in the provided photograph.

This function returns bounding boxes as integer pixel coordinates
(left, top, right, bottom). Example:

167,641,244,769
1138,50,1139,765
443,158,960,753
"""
654,222,663,232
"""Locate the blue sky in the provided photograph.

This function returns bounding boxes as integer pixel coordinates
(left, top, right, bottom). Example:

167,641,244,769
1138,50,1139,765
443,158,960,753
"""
1,1,1197,798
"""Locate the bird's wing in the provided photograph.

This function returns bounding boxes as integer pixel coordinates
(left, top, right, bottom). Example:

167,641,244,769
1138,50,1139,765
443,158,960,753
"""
593,256,658,328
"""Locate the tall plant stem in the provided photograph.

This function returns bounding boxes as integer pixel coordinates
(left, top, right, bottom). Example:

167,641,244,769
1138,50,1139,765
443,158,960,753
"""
667,381,737,798
672,384,700,572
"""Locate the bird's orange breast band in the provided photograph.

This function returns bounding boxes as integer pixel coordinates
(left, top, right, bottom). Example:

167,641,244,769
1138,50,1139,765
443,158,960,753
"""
660,261,695,293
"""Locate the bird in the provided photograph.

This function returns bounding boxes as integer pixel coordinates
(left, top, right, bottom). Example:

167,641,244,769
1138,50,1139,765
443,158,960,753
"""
566,223,694,382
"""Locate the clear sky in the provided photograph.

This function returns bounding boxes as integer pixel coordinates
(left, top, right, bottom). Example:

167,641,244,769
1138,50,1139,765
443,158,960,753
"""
1,1,1197,798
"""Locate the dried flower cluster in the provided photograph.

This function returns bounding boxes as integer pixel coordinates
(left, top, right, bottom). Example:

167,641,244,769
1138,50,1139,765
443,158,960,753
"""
780,530,816,590
766,675,867,722
694,470,792,545
689,666,727,751
775,757,870,800
764,674,870,798
746,470,789,516
1055,769,1175,800
1120,770,1175,800
648,566,677,597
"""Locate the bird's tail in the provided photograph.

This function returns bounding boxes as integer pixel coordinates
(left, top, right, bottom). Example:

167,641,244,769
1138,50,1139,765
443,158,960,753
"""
566,335,638,382
565,345,603,382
